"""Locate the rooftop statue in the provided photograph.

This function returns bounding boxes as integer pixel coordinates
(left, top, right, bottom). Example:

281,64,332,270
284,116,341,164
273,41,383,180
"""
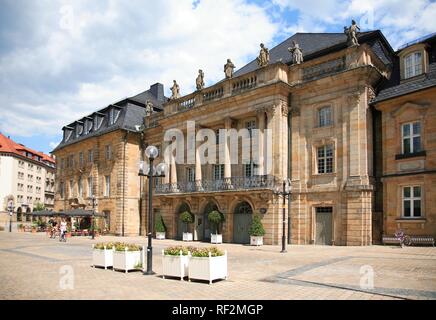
145,100,153,116
196,69,205,91
224,59,236,79
256,43,270,67
288,40,303,65
344,19,360,47
170,80,181,100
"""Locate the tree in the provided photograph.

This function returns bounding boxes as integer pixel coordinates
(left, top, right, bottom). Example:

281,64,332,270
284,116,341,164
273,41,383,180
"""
155,214,166,233
249,215,265,237
180,211,194,233
208,210,224,234
33,202,45,212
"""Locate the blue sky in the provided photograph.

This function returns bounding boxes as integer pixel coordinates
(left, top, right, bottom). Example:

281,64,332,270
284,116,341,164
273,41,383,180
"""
0,0,435,155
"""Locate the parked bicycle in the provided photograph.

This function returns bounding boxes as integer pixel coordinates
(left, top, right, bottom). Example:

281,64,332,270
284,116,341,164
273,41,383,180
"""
394,229,411,247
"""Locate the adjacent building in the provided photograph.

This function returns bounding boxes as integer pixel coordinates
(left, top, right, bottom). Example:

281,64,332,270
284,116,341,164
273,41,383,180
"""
52,83,167,236
373,33,436,238
0,133,56,227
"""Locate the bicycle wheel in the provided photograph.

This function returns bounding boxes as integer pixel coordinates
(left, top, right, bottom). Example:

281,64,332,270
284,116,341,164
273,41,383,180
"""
403,235,412,246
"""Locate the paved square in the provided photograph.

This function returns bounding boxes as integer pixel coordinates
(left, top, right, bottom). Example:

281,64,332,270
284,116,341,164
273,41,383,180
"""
0,232,435,300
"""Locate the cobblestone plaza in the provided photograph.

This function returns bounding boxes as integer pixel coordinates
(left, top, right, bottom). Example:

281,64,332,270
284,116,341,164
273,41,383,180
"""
1,232,435,300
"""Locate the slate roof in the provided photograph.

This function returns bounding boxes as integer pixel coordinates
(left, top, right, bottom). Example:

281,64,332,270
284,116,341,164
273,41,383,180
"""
53,84,168,152
372,33,436,104
234,31,393,77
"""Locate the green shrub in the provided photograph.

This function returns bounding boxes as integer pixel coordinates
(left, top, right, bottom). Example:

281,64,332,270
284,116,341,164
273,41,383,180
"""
191,246,224,257
249,215,265,237
114,243,142,252
208,210,224,234
155,214,166,233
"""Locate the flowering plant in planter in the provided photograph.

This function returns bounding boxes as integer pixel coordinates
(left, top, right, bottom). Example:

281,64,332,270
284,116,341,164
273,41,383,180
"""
162,246,193,280
208,211,224,244
180,211,194,241
189,247,227,284
249,215,265,246
113,243,144,273
92,242,116,269
155,214,166,240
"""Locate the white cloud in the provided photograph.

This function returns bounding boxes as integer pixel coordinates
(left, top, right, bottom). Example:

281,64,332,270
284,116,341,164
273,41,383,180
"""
0,0,278,137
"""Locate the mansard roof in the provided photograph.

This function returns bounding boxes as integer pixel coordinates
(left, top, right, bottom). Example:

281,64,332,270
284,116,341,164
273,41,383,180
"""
52,83,168,152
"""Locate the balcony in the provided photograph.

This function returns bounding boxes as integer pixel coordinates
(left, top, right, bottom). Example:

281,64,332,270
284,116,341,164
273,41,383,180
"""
164,62,289,117
155,175,279,195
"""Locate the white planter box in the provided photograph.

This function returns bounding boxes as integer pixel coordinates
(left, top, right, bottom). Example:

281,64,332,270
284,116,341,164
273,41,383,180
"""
189,251,228,284
183,232,193,241
113,249,142,273
156,232,166,240
211,234,222,244
250,236,263,246
161,250,189,280
92,247,114,269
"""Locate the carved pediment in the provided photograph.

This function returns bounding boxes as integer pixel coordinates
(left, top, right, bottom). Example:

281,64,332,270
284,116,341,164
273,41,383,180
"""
390,102,429,118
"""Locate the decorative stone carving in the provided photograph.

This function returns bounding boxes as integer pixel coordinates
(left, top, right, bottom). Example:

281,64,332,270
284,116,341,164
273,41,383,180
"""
196,69,205,91
145,100,153,117
288,40,304,65
281,101,289,116
224,59,235,79
344,20,360,47
289,106,300,117
170,80,181,100
367,87,376,103
256,43,270,67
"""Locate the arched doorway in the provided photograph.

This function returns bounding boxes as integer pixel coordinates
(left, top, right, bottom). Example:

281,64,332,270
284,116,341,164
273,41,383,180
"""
17,207,22,222
177,203,191,240
202,202,218,242
233,201,253,244
26,207,31,222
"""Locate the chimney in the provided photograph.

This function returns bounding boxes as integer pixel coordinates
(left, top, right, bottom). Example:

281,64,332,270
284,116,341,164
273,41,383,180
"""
149,83,164,102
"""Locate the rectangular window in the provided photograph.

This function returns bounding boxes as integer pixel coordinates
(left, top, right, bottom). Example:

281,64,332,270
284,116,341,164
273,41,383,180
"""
88,149,93,163
213,164,225,180
60,159,64,169
402,121,421,154
105,145,112,160
109,109,114,125
69,179,74,198
403,186,422,218
244,162,258,177
317,145,334,174
245,120,256,137
79,152,84,166
78,177,83,198
186,167,195,182
88,177,93,197
105,175,110,197
318,106,332,127
404,52,423,79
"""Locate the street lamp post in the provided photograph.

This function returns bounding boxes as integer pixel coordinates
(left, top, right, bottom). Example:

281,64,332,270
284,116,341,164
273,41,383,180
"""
7,200,14,233
91,196,97,240
274,179,291,253
138,145,166,275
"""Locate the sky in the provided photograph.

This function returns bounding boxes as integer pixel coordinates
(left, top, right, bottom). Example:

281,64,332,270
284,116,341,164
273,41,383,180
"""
0,0,435,155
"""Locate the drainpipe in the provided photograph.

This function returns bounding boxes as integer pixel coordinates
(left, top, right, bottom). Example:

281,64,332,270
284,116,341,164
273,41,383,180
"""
122,131,128,237
287,93,292,244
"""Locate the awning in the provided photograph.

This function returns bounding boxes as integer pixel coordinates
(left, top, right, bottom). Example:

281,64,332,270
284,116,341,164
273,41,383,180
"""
31,210,56,217
60,209,106,218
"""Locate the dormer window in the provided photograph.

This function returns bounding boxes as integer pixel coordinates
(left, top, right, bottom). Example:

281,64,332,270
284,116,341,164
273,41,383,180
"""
63,127,73,142
94,113,104,131
76,124,83,137
108,107,121,126
404,52,422,79
85,118,93,134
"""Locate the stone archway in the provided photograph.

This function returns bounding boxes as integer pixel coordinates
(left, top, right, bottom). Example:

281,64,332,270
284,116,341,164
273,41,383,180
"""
17,207,22,222
233,201,253,244
25,207,31,222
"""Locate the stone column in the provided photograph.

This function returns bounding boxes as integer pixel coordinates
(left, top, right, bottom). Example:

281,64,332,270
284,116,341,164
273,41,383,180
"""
256,109,265,176
195,140,203,190
224,117,232,179
170,150,177,185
